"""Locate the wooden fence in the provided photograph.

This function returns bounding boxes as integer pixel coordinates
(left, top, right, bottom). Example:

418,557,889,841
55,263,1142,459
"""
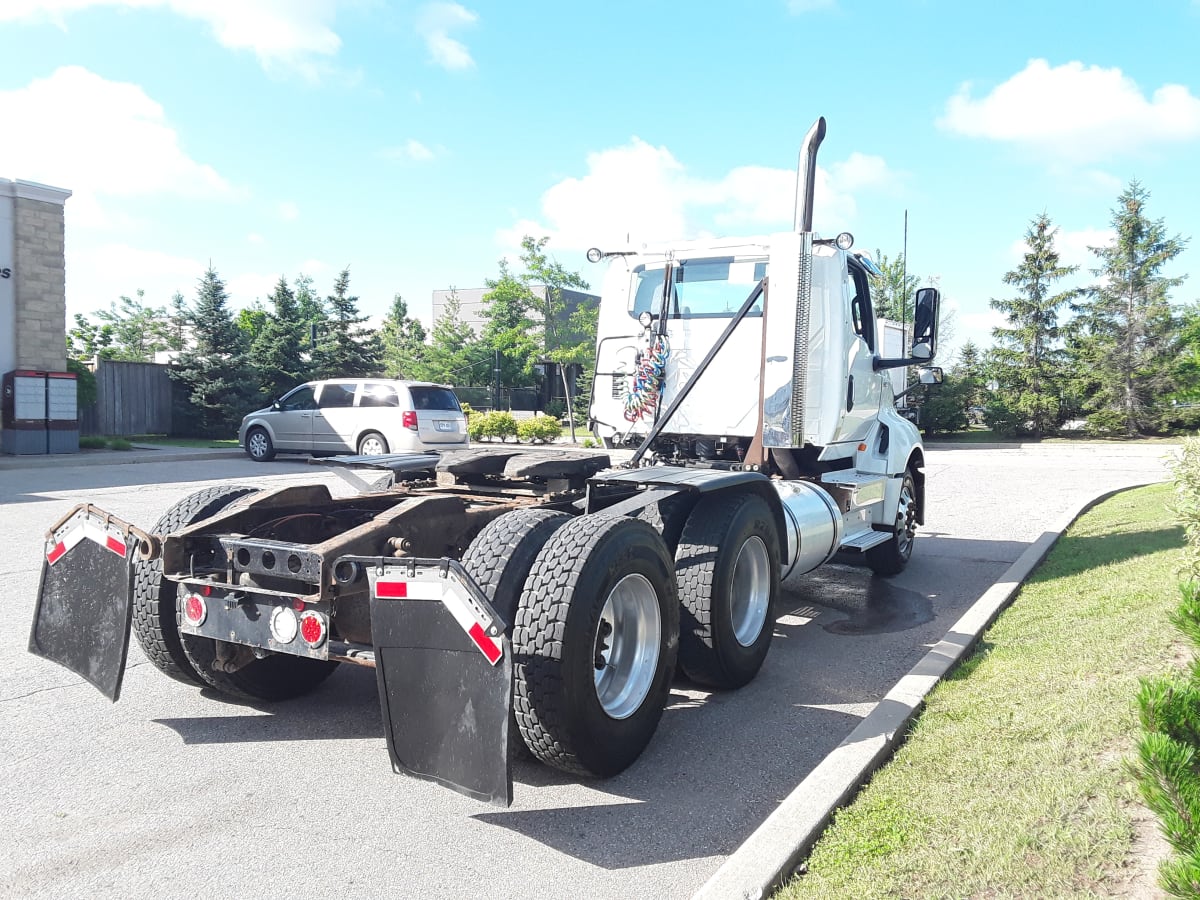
79,360,174,437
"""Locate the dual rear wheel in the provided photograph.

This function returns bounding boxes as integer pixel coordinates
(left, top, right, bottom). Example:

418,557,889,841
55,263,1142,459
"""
462,492,781,778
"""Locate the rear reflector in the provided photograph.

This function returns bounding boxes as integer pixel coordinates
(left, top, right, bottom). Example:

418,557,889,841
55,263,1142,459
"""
183,594,207,626
300,610,326,647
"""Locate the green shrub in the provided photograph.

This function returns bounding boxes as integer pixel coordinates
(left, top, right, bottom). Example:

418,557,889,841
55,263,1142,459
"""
517,415,562,443
543,400,566,420
468,414,487,442
487,411,518,442
79,436,107,450
1132,437,1200,897
460,402,475,418
109,438,133,451
582,437,598,448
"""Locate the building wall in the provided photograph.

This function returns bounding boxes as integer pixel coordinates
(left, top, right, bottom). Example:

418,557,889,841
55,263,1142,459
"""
431,285,599,338
0,180,71,374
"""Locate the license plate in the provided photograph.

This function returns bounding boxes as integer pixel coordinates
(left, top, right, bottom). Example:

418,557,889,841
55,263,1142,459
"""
435,420,455,432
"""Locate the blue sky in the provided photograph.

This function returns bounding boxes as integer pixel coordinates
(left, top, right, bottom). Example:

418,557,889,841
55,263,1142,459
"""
2,0,1198,360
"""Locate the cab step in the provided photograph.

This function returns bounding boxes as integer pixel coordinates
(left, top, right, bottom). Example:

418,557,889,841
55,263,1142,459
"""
839,528,892,552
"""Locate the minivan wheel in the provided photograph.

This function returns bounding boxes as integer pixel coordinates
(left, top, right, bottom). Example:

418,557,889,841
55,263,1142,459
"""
245,427,275,462
358,431,389,456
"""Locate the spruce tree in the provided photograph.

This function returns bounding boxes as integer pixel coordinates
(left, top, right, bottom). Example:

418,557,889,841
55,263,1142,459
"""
250,276,309,401
311,267,382,379
171,266,256,437
425,292,488,386
1068,181,1188,436
380,294,429,379
987,214,1077,437
481,260,542,389
867,249,921,323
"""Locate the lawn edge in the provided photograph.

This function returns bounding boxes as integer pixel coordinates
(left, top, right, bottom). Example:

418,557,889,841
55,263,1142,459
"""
694,481,1163,900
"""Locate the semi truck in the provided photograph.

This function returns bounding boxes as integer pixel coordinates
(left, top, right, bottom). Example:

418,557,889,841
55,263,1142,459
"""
29,117,940,807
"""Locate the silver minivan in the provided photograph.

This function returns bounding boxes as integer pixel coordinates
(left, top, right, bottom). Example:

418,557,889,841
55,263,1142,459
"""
238,379,469,461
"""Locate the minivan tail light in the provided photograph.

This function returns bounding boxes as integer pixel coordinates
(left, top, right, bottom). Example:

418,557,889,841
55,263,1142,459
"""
402,411,418,431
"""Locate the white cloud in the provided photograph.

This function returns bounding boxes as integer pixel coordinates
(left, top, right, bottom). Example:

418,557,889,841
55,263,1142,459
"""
226,271,278,305
69,243,205,316
381,139,437,162
0,66,229,227
939,59,1200,161
497,137,902,251
416,2,477,71
2,0,345,74
247,232,264,245
278,200,300,221
1006,226,1114,271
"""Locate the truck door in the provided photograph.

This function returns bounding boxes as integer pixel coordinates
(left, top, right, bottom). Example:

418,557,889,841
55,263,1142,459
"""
839,258,882,443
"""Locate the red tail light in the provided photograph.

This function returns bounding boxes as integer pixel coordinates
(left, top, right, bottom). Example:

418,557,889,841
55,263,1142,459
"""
183,593,207,626
300,610,327,647
402,410,418,431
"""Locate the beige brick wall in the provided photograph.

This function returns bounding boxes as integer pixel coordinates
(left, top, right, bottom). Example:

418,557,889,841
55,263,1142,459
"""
13,196,66,371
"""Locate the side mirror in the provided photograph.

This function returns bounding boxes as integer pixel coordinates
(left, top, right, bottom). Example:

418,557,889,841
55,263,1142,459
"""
271,401,281,411
911,287,939,360
918,366,943,385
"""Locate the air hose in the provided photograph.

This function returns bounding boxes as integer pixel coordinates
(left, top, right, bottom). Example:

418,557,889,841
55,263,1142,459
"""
623,333,670,423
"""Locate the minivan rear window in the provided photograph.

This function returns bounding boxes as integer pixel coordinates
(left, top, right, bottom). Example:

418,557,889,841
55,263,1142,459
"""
360,384,399,408
409,387,461,411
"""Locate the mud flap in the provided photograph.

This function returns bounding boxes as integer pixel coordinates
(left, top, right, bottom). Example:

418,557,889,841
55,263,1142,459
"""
354,556,513,807
28,505,151,702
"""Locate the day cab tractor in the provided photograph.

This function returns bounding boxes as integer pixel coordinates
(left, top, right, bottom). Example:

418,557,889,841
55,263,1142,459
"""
29,117,940,806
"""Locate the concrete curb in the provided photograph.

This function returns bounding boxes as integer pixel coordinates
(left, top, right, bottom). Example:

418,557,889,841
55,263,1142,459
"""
694,482,1159,900
0,447,241,469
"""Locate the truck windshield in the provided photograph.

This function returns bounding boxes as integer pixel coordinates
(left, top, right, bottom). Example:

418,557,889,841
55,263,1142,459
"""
630,257,766,320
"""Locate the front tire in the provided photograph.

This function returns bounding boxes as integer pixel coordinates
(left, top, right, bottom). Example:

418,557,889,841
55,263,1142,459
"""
866,470,918,576
245,427,275,462
513,516,678,777
358,431,389,456
675,492,780,689
132,486,259,685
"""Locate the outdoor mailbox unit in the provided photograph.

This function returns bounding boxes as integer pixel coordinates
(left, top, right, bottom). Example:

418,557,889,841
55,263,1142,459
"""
2,369,78,455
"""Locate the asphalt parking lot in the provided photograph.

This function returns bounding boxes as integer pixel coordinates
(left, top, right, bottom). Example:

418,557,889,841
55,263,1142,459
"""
0,442,1175,899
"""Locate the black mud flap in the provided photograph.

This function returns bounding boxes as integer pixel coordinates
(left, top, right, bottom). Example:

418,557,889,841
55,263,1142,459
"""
28,505,152,702
352,556,513,807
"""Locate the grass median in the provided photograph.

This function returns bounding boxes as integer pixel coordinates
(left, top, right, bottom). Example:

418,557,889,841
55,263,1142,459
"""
778,482,1181,899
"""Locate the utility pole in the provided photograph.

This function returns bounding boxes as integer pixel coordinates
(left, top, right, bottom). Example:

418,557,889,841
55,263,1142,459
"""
492,349,501,411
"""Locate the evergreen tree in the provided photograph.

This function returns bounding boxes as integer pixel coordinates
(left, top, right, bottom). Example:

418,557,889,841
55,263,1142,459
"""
481,260,542,389
380,294,429,380
171,266,257,437
1068,181,1188,436
294,273,326,356
166,291,188,352
424,291,489,386
250,276,309,401
867,249,921,323
311,267,382,378
986,214,1077,437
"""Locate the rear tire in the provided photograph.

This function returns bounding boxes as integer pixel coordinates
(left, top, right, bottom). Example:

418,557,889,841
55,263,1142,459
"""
132,486,259,686
513,516,678,777
358,431,389,456
462,508,572,759
245,427,275,462
675,492,780,689
866,470,917,576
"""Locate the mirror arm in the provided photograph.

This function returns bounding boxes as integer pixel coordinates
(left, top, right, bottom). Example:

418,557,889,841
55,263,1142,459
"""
873,356,920,371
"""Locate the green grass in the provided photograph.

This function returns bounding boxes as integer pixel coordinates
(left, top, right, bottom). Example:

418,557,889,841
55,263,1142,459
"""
777,483,1183,899
926,428,1184,444
121,434,239,449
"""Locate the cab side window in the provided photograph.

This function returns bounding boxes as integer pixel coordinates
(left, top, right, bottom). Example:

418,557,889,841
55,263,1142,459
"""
317,382,356,409
279,386,316,411
848,264,876,352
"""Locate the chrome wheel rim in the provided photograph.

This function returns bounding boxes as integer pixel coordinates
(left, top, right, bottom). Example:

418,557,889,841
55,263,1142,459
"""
248,432,268,458
593,573,661,720
360,436,386,455
731,535,771,647
896,478,916,559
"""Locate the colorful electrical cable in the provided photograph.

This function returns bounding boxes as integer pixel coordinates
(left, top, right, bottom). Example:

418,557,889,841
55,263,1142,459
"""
623,333,670,423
